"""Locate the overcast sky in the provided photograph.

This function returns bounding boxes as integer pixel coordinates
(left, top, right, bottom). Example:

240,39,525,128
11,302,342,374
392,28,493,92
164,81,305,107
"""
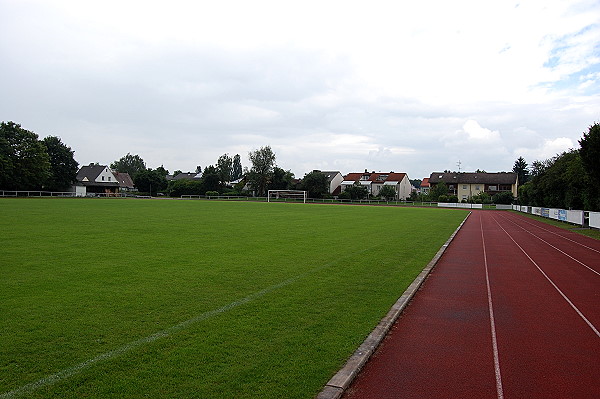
1,0,599,179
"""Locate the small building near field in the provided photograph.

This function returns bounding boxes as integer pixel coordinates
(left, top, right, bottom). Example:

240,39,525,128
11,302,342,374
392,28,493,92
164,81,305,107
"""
341,170,412,200
73,164,120,196
428,172,518,201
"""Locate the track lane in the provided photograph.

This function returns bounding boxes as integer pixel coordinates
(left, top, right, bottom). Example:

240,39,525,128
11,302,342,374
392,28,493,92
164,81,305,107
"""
490,213,600,331
343,213,500,399
483,211,600,398
343,210,600,399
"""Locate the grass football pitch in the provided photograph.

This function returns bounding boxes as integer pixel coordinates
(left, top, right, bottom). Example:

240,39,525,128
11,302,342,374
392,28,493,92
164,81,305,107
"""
0,198,467,398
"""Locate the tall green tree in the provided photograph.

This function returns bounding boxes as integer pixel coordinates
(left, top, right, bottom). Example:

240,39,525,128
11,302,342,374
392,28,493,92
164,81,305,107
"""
110,153,146,178
428,182,448,201
133,168,168,195
202,165,223,193
217,154,233,183
267,167,294,191
232,154,243,180
42,136,79,191
513,156,530,185
301,170,328,198
248,146,276,196
0,121,50,190
579,122,600,183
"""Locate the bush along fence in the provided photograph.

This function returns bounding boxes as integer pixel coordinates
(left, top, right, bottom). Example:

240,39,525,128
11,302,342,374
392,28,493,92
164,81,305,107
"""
512,205,600,229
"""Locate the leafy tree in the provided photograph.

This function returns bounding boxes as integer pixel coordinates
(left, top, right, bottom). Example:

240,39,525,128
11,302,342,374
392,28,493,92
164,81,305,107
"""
512,156,530,185
202,165,223,193
168,179,204,197
232,154,243,180
248,146,276,196
379,185,397,201
217,154,233,183
134,168,168,195
0,121,50,190
475,169,487,173
344,182,368,200
428,182,448,201
301,170,328,198
41,136,79,191
268,167,294,191
492,191,514,205
579,122,600,207
110,153,146,178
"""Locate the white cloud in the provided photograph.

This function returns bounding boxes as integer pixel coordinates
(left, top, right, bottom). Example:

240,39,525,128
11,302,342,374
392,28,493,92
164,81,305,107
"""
0,0,598,179
514,137,575,161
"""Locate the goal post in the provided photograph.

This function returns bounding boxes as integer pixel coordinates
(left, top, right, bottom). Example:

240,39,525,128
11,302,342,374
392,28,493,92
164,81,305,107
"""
267,190,307,203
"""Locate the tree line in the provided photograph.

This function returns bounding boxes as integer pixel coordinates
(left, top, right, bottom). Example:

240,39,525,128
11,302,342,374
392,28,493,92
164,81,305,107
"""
517,122,600,211
0,121,78,191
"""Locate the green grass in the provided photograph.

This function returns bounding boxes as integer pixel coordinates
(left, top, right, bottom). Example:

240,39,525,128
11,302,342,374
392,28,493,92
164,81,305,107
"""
0,198,467,398
513,211,600,240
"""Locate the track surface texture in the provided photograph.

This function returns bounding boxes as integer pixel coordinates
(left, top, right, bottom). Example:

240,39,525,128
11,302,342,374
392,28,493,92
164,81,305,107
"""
343,210,600,399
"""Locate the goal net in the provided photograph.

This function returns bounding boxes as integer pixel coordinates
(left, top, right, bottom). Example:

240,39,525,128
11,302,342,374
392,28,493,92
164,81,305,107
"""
267,190,307,203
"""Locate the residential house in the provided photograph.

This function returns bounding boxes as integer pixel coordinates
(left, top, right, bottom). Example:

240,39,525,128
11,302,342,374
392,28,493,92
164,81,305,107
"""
168,172,202,181
115,172,135,192
420,178,430,194
73,164,120,196
321,171,343,195
428,172,518,201
341,170,412,200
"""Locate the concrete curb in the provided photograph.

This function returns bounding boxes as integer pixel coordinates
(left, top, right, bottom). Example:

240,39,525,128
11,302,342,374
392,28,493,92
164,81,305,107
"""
316,212,472,399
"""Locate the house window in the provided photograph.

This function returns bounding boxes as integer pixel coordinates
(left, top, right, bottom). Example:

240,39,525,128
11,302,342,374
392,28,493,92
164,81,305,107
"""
489,185,497,191
108,176,111,181
462,185,467,189
102,176,105,181
360,175,370,180
476,185,480,190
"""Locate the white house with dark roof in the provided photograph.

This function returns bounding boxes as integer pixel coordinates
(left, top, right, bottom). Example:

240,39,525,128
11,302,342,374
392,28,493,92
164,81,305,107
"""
321,171,343,195
73,164,120,196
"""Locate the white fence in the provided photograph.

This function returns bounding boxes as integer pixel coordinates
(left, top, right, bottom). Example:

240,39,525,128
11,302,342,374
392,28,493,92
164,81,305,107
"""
512,205,598,228
437,202,483,209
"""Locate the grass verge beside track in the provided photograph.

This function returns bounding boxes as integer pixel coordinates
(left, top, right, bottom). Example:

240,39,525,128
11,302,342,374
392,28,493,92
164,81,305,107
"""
512,211,600,240
0,198,467,398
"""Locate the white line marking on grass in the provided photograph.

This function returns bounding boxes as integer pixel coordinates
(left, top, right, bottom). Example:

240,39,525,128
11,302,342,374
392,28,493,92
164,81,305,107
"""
501,215,600,276
480,215,504,399
492,215,600,339
0,278,296,399
1,247,379,399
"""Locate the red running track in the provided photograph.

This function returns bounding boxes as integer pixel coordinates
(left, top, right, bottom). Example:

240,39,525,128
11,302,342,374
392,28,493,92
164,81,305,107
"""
343,210,600,399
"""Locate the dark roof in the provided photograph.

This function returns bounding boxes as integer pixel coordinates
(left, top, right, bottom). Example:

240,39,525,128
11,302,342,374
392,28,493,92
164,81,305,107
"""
321,171,341,183
428,172,518,185
75,165,120,187
76,165,106,182
115,172,135,189
343,172,407,183
172,172,201,180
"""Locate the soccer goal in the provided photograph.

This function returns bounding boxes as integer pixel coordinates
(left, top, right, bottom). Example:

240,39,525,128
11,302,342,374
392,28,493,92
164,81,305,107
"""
267,190,307,203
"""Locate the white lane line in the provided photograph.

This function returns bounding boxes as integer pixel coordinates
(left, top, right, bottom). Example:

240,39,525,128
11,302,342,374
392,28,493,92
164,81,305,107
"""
500,215,600,277
480,215,505,399
492,215,600,339
509,214,600,254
